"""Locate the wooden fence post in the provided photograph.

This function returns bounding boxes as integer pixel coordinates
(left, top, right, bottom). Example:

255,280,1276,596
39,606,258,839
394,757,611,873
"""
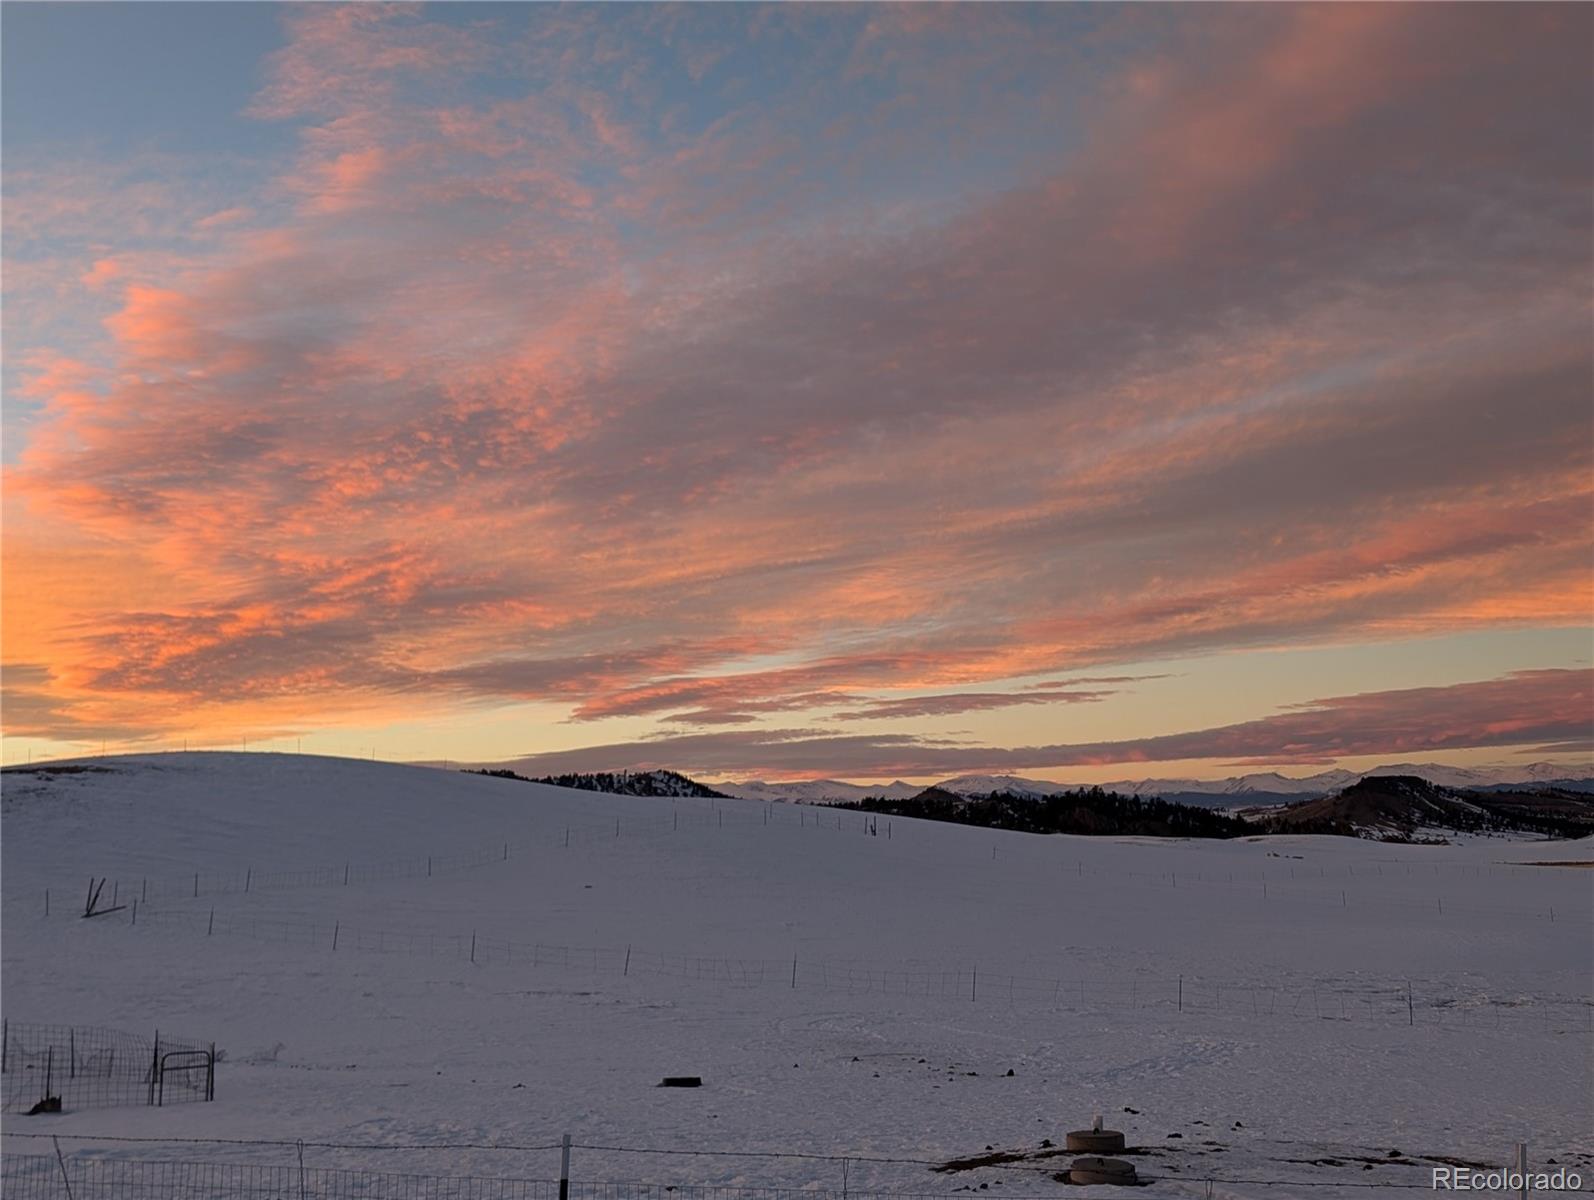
560,1133,572,1200
52,1135,75,1200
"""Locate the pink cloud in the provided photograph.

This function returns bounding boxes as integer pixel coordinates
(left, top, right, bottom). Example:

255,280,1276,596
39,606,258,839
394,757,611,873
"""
492,670,1594,780
4,5,1588,755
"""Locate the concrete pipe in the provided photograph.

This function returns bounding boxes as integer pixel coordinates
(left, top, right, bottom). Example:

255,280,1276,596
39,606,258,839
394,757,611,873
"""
1065,1129,1126,1154
1067,1157,1137,1186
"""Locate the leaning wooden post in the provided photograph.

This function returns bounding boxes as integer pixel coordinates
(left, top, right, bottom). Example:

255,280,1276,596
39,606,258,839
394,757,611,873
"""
52,1135,75,1200
560,1133,572,1200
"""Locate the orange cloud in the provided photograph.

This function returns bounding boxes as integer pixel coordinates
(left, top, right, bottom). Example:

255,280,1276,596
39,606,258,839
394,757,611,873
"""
4,4,1588,759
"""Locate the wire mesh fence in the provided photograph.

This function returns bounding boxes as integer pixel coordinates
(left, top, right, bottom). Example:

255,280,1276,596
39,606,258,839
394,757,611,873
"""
109,904,1594,1035
0,1156,962,1200
0,1023,214,1114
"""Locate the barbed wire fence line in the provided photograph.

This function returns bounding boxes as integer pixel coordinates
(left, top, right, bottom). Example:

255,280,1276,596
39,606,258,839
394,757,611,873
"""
35,903,1592,1037
5,795,1583,929
0,1023,215,1115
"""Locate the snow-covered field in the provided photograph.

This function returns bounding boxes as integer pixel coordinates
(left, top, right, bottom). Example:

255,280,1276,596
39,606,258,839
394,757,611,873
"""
2,753,1590,1197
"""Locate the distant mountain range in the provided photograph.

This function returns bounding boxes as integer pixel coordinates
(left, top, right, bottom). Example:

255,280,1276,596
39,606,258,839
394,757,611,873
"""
714,762,1594,806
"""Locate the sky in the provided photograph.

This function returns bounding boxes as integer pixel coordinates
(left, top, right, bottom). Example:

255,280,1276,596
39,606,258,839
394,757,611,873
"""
2,2,1591,784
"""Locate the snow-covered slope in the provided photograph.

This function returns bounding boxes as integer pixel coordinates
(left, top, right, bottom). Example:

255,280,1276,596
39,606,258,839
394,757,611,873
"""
3,753,1590,1198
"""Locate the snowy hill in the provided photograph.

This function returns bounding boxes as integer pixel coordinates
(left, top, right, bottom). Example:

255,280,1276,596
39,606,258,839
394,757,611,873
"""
514,768,730,798
2,752,1590,1198
1258,776,1594,842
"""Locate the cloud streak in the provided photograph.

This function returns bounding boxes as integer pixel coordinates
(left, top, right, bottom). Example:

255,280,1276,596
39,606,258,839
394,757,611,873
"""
494,670,1593,780
3,5,1589,763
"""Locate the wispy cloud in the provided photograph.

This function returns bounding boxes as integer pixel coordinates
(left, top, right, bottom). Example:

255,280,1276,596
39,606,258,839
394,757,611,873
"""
4,5,1588,759
494,670,1593,780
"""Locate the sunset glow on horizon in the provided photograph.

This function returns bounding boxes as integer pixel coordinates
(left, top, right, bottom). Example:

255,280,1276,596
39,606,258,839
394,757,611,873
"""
3,3,1590,783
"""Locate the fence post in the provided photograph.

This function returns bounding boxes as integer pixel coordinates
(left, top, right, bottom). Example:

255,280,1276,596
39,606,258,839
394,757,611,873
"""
1516,1143,1527,1200
624,945,631,976
208,1043,216,1101
132,899,138,926
971,967,977,1003
1407,981,1414,1026
560,1132,572,1200
297,1139,307,1200
208,908,214,936
70,1027,76,1078
148,1033,159,1106
45,889,49,917
471,931,477,964
45,1044,53,1103
2,1016,7,1073
1178,976,1183,1013
246,868,252,893
333,922,339,950
142,878,147,903
52,1136,76,1200
193,873,199,898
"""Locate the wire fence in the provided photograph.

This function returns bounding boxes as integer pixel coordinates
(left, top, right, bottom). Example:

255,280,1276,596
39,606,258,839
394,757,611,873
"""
7,796,1583,928
6,1142,1589,1197
0,1023,214,1115
91,905,1594,1035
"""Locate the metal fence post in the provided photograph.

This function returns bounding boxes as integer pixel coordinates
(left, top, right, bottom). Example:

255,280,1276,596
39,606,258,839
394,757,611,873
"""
560,1133,572,1200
